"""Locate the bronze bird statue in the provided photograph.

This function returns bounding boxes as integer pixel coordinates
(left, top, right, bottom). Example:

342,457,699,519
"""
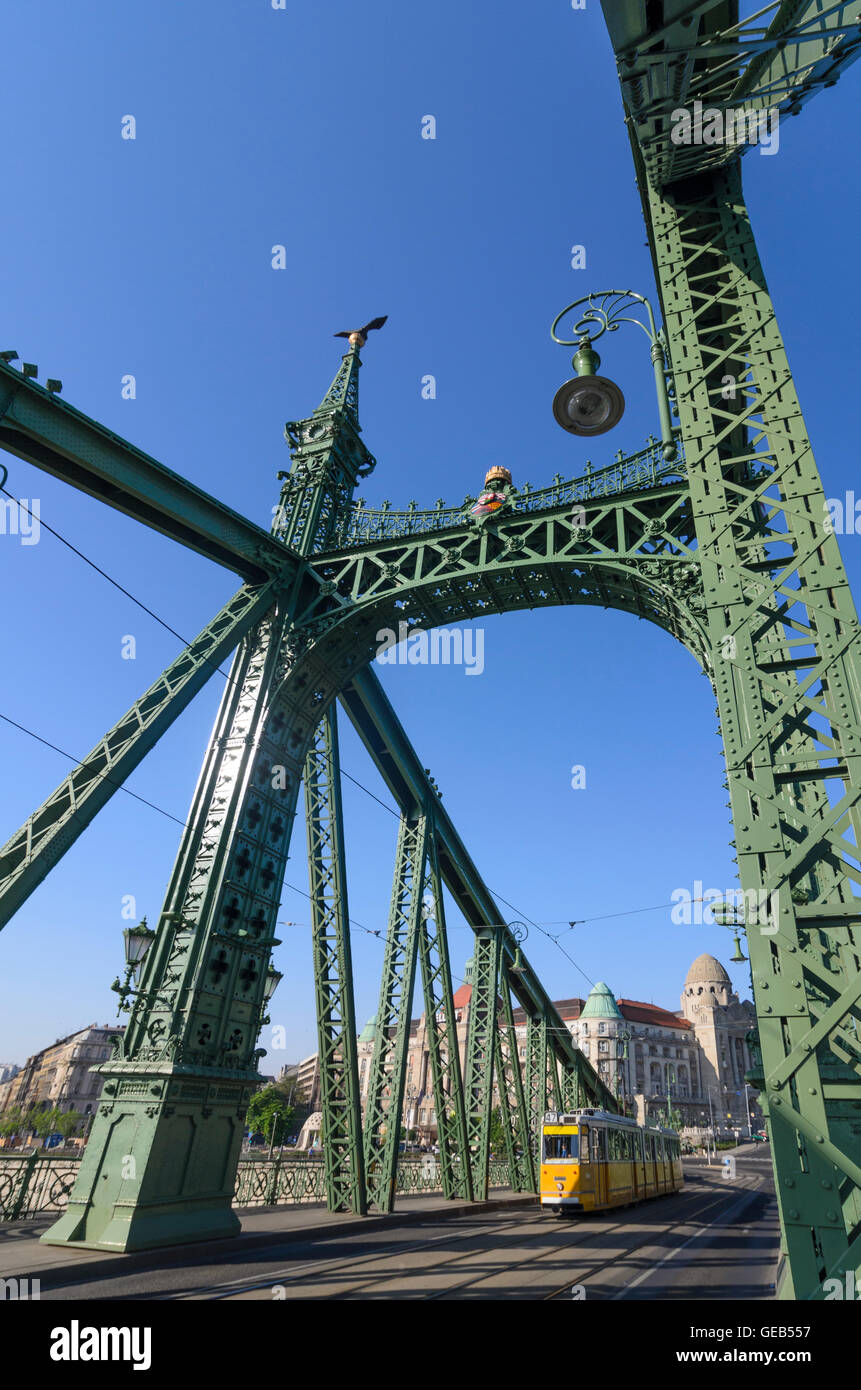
334,315,388,346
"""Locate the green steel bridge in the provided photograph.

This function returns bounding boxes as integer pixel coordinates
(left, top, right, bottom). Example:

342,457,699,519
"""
0,1,860,1301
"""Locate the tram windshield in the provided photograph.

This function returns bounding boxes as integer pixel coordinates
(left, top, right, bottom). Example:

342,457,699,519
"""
543,1133,579,1161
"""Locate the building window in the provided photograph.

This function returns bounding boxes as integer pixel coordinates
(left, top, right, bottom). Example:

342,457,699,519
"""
598,1022,606,1034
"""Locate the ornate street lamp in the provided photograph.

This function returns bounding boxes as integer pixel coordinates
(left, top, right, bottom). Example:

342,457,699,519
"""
258,963,283,1027
506,921,528,975
110,918,156,1013
551,290,678,461
666,1062,679,1130
711,900,749,963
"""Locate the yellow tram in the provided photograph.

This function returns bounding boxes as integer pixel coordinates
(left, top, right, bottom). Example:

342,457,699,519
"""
540,1108,683,1214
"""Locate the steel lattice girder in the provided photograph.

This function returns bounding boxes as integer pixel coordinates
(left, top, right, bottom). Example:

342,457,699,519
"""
548,1042,564,1111
302,482,707,668
463,927,503,1199
363,814,428,1212
560,1063,582,1113
337,667,619,1111
417,829,473,1200
525,1015,549,1149
0,578,279,931
303,707,366,1213
0,360,290,580
496,959,536,1192
601,1,861,188
42,596,306,1248
642,157,861,1298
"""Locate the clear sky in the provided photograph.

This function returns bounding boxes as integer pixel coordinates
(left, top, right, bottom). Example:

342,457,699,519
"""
1,1,859,1068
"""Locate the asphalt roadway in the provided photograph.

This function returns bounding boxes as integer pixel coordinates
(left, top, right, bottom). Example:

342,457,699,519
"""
5,1149,778,1301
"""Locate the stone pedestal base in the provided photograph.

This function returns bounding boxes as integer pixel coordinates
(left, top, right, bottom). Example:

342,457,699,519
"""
41,1066,255,1252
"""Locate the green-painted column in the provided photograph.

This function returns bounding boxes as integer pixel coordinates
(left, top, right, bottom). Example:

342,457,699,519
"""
416,825,472,1200
304,707,366,1214
363,815,427,1212
42,601,300,1251
647,162,861,1299
463,927,502,1199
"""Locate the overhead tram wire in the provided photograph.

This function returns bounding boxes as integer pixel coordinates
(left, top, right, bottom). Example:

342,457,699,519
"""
0,712,190,831
0,487,248,690
0,705,684,1027
0,492,685,988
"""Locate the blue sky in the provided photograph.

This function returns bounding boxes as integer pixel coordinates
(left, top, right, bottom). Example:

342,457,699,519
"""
1,1,859,1068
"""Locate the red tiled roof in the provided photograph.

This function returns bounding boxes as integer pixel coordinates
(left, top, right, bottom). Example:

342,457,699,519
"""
618,999,692,1031
447,987,689,1032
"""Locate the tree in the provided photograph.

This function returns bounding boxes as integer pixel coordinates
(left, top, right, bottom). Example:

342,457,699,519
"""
0,1105,26,1140
488,1106,506,1153
245,1087,295,1147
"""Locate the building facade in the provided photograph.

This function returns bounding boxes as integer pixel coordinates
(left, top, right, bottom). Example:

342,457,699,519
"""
277,1051,321,1111
0,1024,125,1134
350,952,761,1143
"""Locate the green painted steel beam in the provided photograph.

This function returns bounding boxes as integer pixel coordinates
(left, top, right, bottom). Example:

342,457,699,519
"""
417,829,473,1200
463,927,502,1199
639,153,861,1298
0,359,290,580
0,578,279,931
497,959,536,1192
42,594,300,1250
363,814,428,1212
303,707,366,1213
338,666,617,1106
601,1,861,189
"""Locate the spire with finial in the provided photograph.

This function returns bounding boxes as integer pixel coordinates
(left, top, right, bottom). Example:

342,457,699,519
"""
313,338,364,426
274,319,385,555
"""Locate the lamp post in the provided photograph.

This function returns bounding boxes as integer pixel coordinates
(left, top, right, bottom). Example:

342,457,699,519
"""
710,900,750,969
404,1084,418,1147
615,1027,631,1114
665,1063,679,1130
109,919,157,1014
551,290,678,461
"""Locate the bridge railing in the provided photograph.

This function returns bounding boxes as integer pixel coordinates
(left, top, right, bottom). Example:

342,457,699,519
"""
336,435,686,547
0,1151,514,1220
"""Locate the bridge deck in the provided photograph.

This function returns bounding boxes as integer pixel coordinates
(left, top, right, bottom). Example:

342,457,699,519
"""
4,1150,777,1301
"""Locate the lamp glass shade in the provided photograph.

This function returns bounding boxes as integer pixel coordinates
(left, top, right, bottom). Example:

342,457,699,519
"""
552,376,625,437
123,920,155,967
263,964,283,1002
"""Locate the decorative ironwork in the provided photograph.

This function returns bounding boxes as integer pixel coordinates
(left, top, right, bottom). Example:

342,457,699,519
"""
337,436,686,547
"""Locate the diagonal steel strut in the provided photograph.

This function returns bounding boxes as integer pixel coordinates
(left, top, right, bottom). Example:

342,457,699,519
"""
0,579,278,930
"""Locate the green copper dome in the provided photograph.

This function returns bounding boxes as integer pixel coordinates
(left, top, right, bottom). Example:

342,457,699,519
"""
358,1015,377,1042
580,981,623,1020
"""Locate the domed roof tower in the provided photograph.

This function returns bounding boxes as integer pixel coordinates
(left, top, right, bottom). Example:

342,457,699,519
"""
580,981,624,1020
681,953,731,1012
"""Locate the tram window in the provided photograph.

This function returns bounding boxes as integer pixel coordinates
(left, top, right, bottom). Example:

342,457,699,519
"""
590,1127,605,1161
543,1134,579,1161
